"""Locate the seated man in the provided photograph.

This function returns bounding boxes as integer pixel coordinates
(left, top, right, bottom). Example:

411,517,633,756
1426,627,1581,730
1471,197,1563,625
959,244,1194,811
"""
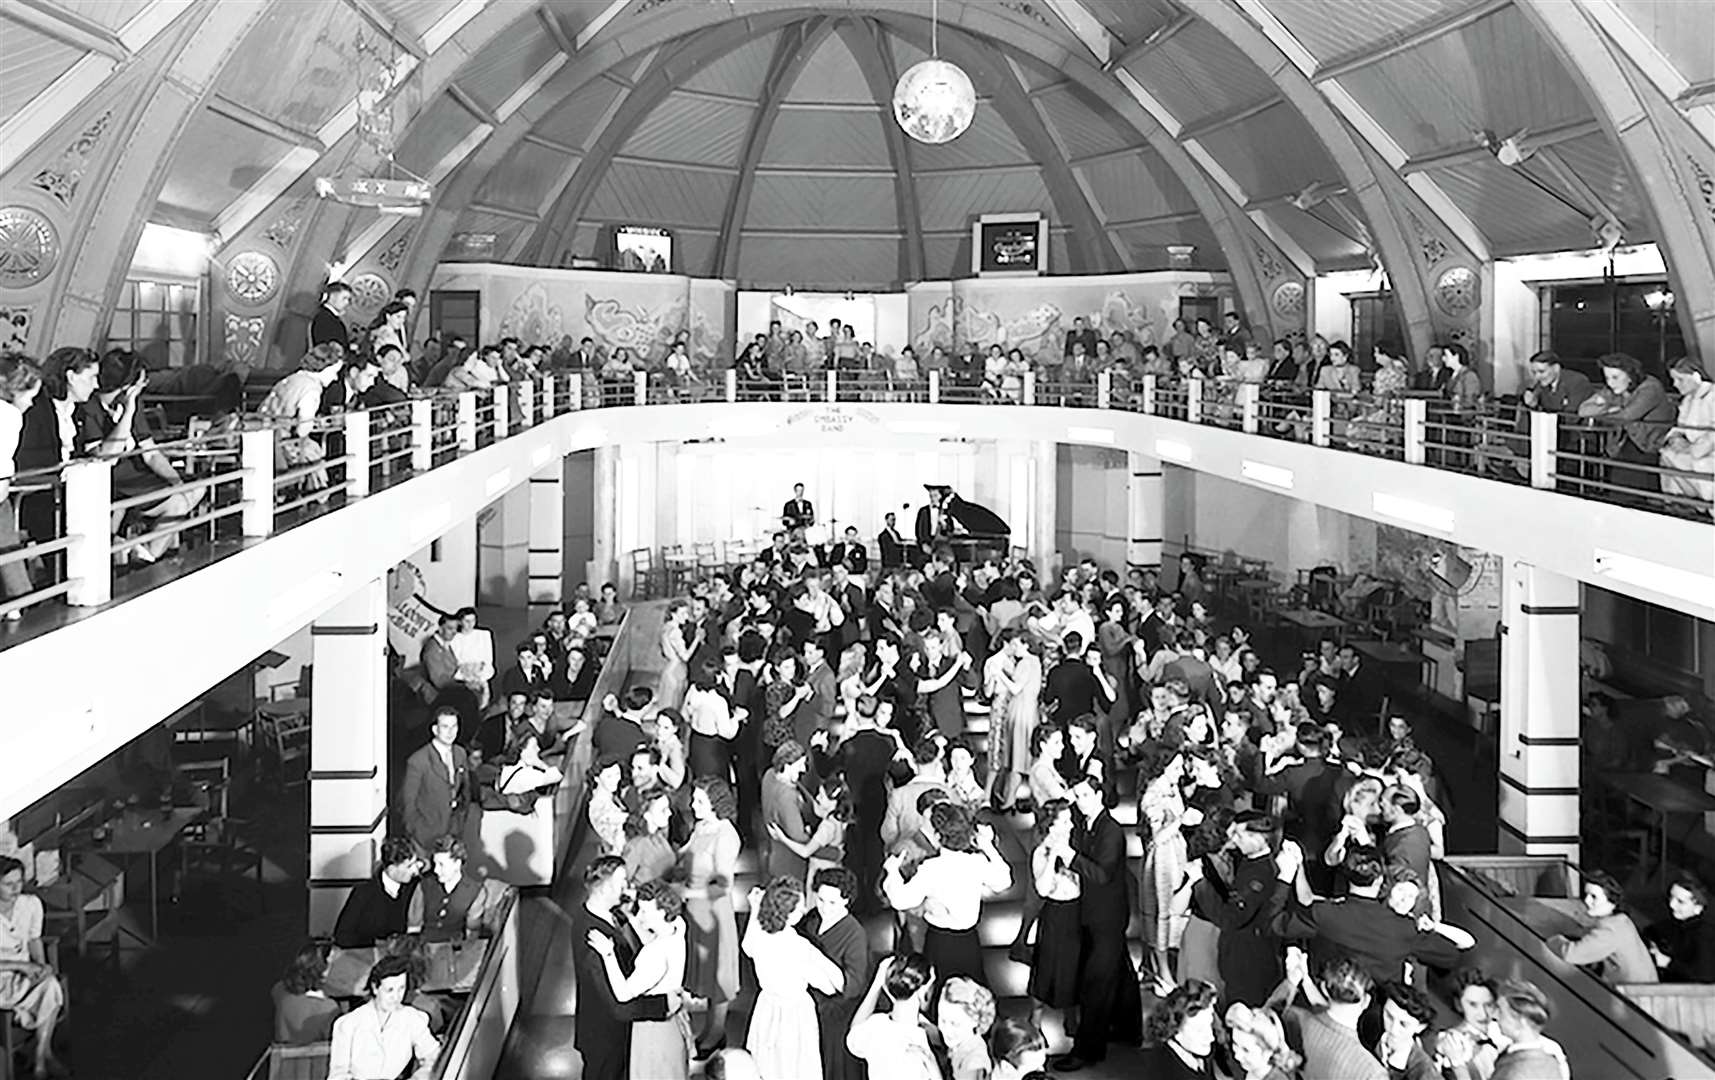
407,836,504,942
334,836,425,948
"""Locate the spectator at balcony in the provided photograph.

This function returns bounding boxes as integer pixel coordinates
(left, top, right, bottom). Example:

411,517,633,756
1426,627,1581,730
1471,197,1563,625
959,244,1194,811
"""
83,349,206,562
443,344,500,393
948,346,982,397
1547,870,1657,983
1161,317,1190,365
1520,351,1592,415
1221,311,1252,355
1290,340,1314,389
371,344,412,401
0,355,42,617
1304,334,1332,387
1413,344,1450,394
1661,357,1715,507
1579,352,1674,493
368,300,410,362
310,281,352,354
1315,341,1362,395
272,939,342,1045
1442,343,1483,410
333,836,425,948
1192,317,1221,374
1265,338,1298,384
1372,342,1410,397
321,352,380,415
255,342,342,494
1064,315,1098,360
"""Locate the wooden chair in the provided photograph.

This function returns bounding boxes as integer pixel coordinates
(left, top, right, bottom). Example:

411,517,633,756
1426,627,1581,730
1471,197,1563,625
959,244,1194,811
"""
255,701,312,790
628,548,657,600
175,758,267,916
693,541,721,577
241,1041,332,1080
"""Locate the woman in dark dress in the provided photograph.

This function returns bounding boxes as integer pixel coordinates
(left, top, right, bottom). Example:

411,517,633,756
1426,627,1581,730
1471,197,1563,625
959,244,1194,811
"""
1027,799,1082,1026
1649,873,1715,982
825,694,909,915
80,350,205,562
15,348,102,544
1138,980,1220,1079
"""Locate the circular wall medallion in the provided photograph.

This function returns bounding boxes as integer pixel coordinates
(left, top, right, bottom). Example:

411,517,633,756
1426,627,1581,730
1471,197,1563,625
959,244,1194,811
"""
1434,265,1480,316
225,250,280,305
1271,280,1305,317
0,206,60,289
348,272,391,318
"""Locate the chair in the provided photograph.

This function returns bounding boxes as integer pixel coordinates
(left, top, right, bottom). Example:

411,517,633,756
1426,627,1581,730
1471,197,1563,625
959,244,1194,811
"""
175,758,267,916
722,538,753,572
1,939,63,1080
693,541,721,576
240,1041,332,1080
255,701,312,790
628,548,657,600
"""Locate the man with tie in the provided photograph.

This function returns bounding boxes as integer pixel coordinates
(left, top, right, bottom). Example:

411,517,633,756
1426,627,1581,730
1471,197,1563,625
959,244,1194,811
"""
399,707,471,849
573,858,675,1080
823,525,868,574
876,512,908,570
1056,780,1142,1071
309,281,352,354
913,487,947,568
782,483,815,532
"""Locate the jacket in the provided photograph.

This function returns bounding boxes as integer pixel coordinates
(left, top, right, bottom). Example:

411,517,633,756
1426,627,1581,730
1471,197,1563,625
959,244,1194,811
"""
399,741,470,846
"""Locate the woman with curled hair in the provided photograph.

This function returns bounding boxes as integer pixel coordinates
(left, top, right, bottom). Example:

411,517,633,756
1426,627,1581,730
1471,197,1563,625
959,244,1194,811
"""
846,954,941,1079
1661,356,1715,507
742,875,842,1080
271,938,342,1045
761,740,812,881
988,1015,1049,1080
620,790,675,886
681,775,741,1055
1026,798,1081,1027
15,347,103,545
84,348,205,562
1139,978,1220,1078
1221,1002,1300,1080
0,854,66,1078
0,354,43,614
882,802,1011,991
1580,352,1676,494
327,954,439,1080
1548,868,1656,983
586,878,693,1079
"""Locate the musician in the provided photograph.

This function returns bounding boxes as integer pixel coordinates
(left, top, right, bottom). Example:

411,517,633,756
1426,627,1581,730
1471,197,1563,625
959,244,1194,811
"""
914,486,949,566
782,483,815,531
823,525,868,574
916,485,1009,567
877,512,908,570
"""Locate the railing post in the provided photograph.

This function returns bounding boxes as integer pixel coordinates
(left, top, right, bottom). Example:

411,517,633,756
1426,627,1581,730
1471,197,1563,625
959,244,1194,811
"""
1530,410,1558,489
540,375,557,418
1312,389,1332,448
344,409,370,498
517,379,535,427
928,369,941,404
1023,369,1037,406
1141,374,1157,415
1403,398,1428,465
633,370,648,406
457,391,478,451
1240,383,1261,434
410,399,433,471
725,368,738,403
1097,370,1112,410
1186,378,1203,424
63,458,112,607
826,369,838,404
240,427,274,537
491,385,510,440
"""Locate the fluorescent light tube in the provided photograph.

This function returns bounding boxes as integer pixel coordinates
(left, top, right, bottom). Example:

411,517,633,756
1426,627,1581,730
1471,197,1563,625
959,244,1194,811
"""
1593,549,1715,602
1240,460,1294,489
1373,492,1455,533
1154,439,1192,463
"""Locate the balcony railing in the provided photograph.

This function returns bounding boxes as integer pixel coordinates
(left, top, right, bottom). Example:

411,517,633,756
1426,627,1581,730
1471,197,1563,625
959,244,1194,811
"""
3,367,1709,638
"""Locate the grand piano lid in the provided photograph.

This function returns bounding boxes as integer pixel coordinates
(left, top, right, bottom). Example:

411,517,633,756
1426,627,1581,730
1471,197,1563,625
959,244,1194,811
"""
942,492,1009,538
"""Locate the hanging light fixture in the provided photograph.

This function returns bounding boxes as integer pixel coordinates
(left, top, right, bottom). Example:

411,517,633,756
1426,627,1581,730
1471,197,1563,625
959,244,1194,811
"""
315,31,432,215
892,0,976,145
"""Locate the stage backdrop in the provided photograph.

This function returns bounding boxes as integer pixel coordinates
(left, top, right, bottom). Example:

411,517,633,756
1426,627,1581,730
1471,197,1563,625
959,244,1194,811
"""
430,263,735,367
906,271,1236,361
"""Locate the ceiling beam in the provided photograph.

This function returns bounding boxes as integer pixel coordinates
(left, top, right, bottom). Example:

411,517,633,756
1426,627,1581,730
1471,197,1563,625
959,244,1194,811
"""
1245,183,1351,211
1104,12,1193,72
537,5,575,55
1108,210,1204,229
1399,116,1602,174
611,154,735,175
1313,0,1513,83
342,0,426,60
1069,144,1154,169
845,17,925,283
522,131,580,156
714,18,837,278
1176,95,1282,141
447,84,499,128
208,92,325,149
149,200,213,233
468,201,540,223
3,0,128,61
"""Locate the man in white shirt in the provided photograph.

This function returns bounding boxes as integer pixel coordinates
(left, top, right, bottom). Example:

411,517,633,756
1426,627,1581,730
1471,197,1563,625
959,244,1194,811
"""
450,607,495,710
1031,588,1095,652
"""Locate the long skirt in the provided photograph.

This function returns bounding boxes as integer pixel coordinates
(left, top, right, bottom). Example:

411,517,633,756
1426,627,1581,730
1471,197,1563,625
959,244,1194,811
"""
1028,898,1083,1007
925,923,986,991
630,1007,692,1080
1176,915,1221,992
0,968,62,1030
683,893,739,1003
687,730,731,783
746,988,821,1080
1140,833,1189,954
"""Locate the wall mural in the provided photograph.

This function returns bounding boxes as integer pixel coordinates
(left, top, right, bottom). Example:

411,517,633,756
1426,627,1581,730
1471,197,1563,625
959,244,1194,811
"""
906,275,1237,361
1362,521,1501,641
0,307,31,353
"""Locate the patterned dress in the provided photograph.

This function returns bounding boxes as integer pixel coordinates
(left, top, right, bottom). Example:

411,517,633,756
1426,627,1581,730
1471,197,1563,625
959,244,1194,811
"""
680,820,740,1003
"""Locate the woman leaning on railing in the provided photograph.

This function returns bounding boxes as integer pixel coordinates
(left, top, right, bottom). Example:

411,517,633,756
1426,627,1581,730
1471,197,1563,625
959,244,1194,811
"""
1661,357,1715,508
0,354,43,618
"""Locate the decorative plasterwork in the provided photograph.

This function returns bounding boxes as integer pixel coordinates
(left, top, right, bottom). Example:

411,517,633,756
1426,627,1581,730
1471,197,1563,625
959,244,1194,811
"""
1433,266,1479,317
376,230,412,273
225,250,281,306
1271,280,1305,317
0,207,60,289
1406,210,1452,268
1252,240,1286,281
223,312,266,365
28,110,115,208
261,198,311,249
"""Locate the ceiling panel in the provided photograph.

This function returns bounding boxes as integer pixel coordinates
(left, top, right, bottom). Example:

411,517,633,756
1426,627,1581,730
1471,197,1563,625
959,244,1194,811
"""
0,25,82,128
672,230,719,278
1033,84,1135,160
1432,160,1593,252
681,30,781,98
737,235,901,288
1079,0,1183,48
1613,0,1715,85
1194,107,1336,199
216,3,365,132
1340,7,1593,158
456,211,526,258
916,170,1054,231
745,174,898,230
158,111,292,218
478,139,574,213
459,16,563,114
921,234,971,280
908,105,1033,169
53,0,154,29
1547,134,1651,238
530,77,626,149
1113,218,1225,270
585,160,736,225
1007,52,1071,93
1080,151,1200,222
1266,0,1474,64
782,31,872,104
393,92,481,175
372,0,469,39
1265,203,1373,268
625,94,754,167
1129,21,1284,123
759,109,892,169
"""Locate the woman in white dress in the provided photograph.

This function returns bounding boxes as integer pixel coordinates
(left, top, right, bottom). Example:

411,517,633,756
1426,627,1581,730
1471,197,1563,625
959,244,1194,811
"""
588,879,693,1080
743,875,843,1080
1661,357,1715,507
983,630,1019,808
0,856,65,1079
587,756,629,857
657,601,698,710
998,632,1043,812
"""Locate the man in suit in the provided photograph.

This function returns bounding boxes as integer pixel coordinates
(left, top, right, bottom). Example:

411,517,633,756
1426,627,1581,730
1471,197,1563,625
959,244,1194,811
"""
823,525,868,574
881,740,948,862
419,614,480,731
877,512,908,569
1277,847,1471,985
1412,344,1450,393
1058,780,1142,1071
799,867,872,1080
800,638,837,745
309,281,352,354
499,639,553,699
1045,633,1114,726
399,707,471,850
1379,786,1434,916
913,487,948,566
573,857,675,1080
782,482,815,531
1057,713,1114,805
1334,643,1384,731
1522,350,1594,414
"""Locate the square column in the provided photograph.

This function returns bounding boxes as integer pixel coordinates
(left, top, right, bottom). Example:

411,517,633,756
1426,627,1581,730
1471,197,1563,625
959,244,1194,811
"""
528,462,564,619
1497,561,1582,860
308,578,390,934
1128,451,1163,572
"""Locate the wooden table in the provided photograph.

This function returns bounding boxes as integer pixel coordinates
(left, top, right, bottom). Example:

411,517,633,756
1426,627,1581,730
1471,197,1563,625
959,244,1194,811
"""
1599,772,1715,884
323,939,487,998
1278,607,1348,651
1354,639,1428,689
83,807,204,940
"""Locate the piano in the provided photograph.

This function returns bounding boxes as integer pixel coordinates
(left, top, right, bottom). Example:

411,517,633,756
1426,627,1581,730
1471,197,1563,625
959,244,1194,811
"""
920,487,1011,565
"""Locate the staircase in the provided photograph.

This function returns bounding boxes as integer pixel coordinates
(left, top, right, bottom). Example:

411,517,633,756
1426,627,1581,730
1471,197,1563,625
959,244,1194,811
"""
497,690,1151,1078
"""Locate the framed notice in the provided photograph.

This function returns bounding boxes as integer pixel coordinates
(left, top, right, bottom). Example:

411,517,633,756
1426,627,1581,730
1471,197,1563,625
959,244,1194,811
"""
972,212,1047,277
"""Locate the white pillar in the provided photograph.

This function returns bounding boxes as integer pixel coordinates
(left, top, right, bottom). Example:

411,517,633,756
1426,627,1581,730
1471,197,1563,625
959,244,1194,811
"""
63,458,112,607
343,410,370,498
477,483,530,609
240,428,274,538
528,462,565,620
592,446,620,594
307,577,389,935
1031,440,1057,570
1127,451,1163,571
1497,561,1581,860
457,392,478,452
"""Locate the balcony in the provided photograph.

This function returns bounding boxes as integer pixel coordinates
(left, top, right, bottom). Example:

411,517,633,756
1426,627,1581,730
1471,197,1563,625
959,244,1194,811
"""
0,368,1709,816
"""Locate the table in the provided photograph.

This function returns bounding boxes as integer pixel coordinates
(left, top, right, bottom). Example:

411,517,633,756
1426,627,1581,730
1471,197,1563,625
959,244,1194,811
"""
84,807,203,940
1500,895,1591,943
1599,772,1715,884
1354,639,1429,690
1277,607,1347,651
323,940,487,998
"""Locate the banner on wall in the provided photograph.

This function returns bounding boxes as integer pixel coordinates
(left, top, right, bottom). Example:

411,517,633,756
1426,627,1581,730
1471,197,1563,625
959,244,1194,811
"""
386,560,442,658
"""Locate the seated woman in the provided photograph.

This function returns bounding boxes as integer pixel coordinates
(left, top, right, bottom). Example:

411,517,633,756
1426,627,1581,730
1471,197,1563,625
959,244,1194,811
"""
0,855,67,1079
600,347,636,404
1647,872,1715,982
272,939,343,1045
1548,869,1658,983
258,343,346,500
407,836,502,942
82,350,207,563
1660,356,1715,510
1579,352,1675,494
0,356,43,618
327,955,440,1080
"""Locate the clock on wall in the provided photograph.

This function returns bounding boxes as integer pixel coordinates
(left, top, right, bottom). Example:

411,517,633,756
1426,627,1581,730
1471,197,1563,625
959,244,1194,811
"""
972,212,1047,278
